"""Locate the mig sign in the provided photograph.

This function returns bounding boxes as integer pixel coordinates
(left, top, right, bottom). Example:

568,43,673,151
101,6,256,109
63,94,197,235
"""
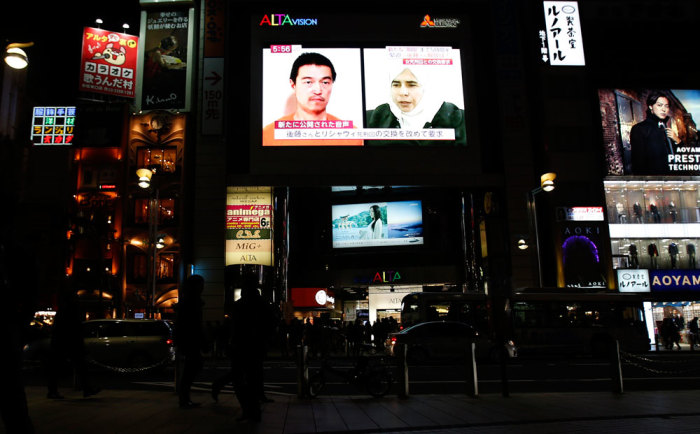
225,186,274,266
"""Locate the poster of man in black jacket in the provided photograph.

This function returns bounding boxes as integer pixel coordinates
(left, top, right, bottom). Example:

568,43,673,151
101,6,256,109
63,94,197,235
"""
630,92,682,175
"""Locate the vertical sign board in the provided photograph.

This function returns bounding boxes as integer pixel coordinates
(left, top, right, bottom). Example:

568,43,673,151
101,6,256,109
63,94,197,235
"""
542,1,585,66
202,57,224,135
225,187,274,266
137,8,195,111
202,0,225,135
79,27,138,98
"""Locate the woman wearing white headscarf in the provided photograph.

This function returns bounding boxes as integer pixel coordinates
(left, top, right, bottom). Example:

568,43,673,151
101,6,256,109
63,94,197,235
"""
366,64,466,145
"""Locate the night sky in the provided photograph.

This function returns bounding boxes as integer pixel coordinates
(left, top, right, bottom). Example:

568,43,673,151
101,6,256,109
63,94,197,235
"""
1,1,141,105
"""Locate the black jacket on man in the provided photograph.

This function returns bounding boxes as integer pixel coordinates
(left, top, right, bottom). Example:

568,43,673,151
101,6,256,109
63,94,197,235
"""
630,114,675,175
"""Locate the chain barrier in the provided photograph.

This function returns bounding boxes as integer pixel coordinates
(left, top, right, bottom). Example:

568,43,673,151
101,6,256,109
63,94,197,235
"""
620,350,700,376
86,354,174,374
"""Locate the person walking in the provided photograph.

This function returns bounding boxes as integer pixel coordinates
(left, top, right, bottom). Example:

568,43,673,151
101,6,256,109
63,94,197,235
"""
175,274,205,408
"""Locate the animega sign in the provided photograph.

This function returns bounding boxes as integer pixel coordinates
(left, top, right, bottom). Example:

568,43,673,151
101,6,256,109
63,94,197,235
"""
650,270,700,292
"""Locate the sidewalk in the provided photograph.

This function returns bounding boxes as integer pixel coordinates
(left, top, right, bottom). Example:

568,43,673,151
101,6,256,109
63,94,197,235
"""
10,385,700,434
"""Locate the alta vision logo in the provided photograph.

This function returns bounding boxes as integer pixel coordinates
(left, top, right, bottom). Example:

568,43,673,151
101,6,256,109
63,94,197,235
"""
259,14,318,26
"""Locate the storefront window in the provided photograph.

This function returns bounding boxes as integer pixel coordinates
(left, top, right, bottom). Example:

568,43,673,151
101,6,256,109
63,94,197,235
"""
137,147,177,174
611,237,698,270
605,180,700,224
133,198,177,225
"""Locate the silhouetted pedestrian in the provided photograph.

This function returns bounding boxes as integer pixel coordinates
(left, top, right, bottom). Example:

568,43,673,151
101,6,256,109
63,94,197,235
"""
47,280,100,399
1,224,38,433
231,274,275,422
175,274,205,408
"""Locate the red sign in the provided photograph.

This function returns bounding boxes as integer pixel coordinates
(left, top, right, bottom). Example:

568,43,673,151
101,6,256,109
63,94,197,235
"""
290,288,335,308
79,27,138,98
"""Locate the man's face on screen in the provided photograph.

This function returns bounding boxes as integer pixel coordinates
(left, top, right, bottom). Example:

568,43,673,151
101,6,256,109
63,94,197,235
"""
291,64,334,117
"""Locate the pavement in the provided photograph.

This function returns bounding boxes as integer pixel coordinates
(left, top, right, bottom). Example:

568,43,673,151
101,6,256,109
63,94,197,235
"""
7,382,700,434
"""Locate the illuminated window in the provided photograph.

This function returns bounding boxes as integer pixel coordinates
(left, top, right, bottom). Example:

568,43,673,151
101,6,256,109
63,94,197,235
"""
133,198,177,225
137,147,177,173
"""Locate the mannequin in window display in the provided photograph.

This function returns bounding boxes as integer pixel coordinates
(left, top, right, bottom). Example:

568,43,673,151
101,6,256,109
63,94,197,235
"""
648,243,659,269
669,201,677,223
633,202,643,223
687,243,696,268
615,202,626,223
629,244,639,268
668,243,679,269
649,202,661,223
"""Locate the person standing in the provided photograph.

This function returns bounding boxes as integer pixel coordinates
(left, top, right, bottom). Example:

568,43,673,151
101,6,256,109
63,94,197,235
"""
0,220,38,433
231,274,274,422
47,282,100,399
688,317,699,351
175,274,205,408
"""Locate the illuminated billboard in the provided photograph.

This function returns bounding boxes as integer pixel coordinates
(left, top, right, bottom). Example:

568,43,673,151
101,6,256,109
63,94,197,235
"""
331,200,424,249
261,45,466,147
225,187,274,266
242,5,485,178
79,27,138,98
599,88,700,176
31,107,75,145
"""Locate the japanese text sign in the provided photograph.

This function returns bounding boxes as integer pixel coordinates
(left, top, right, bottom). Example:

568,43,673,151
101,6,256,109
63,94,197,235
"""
80,27,138,98
542,1,585,66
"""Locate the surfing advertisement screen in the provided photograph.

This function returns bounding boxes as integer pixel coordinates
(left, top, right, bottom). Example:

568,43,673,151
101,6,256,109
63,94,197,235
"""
331,200,424,249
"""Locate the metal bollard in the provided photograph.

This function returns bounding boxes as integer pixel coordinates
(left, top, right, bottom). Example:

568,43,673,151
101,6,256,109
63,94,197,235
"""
297,345,309,398
610,339,624,394
398,344,409,399
467,342,478,397
500,343,509,397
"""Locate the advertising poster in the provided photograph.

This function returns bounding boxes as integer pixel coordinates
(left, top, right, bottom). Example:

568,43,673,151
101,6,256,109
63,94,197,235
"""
140,9,190,110
331,200,423,249
79,27,138,98
599,88,700,176
225,187,274,266
557,221,609,288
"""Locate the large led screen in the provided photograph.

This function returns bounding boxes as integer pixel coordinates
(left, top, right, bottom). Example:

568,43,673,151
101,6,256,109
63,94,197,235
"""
331,200,424,249
262,45,466,147
241,6,486,178
599,88,700,176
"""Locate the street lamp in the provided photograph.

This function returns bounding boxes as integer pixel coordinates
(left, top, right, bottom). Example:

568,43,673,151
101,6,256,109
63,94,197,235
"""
4,42,34,70
526,172,557,287
137,167,159,317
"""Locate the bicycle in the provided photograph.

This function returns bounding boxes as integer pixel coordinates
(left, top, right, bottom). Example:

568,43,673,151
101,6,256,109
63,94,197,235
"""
307,355,392,398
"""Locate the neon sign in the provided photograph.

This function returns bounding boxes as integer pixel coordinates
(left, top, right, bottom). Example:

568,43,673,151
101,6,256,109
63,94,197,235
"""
31,107,76,145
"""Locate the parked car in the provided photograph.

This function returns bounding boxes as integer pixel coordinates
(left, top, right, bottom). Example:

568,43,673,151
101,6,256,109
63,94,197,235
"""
23,319,175,372
82,319,175,370
388,321,517,363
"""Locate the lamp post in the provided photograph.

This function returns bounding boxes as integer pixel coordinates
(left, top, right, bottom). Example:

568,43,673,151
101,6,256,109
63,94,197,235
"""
526,172,557,288
4,42,33,70
137,167,160,318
